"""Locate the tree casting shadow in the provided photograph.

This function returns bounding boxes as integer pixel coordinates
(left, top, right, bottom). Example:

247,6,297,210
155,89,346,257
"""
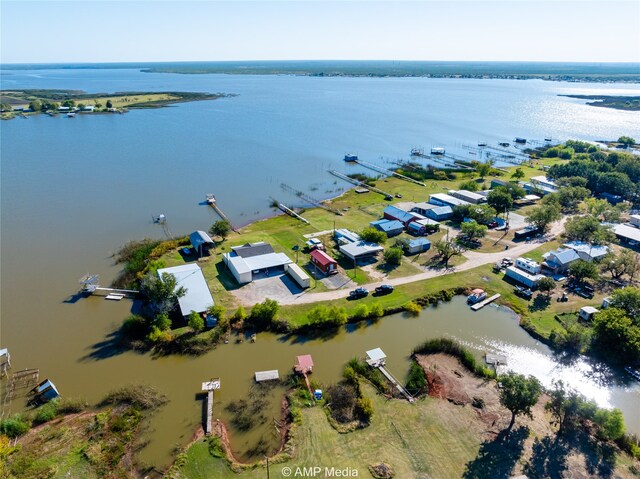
462,426,529,479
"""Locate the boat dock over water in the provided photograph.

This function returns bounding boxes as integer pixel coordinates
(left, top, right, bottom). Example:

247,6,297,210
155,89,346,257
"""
205,194,240,233
201,378,221,436
350,158,425,186
365,348,415,403
471,293,501,311
328,170,395,200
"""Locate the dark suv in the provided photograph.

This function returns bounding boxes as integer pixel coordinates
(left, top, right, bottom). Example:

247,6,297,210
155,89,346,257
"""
349,287,369,299
375,285,394,295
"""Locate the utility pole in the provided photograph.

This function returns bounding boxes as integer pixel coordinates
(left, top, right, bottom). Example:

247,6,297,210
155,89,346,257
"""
265,456,270,479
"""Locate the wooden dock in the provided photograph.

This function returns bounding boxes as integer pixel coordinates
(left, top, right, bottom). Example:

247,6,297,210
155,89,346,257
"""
471,293,501,311
206,194,240,233
365,348,414,403
485,353,508,365
255,370,280,382
328,170,394,199
354,159,425,186
275,202,310,224
201,378,220,437
280,183,344,216
378,365,415,403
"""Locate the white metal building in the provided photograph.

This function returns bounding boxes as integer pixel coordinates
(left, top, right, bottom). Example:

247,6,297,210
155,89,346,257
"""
223,242,293,284
515,257,541,274
449,190,487,204
505,265,544,289
157,263,215,317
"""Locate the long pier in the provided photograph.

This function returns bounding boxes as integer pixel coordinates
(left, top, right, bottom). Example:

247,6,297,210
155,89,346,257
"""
206,195,240,233
274,200,310,224
378,365,415,403
280,183,344,216
471,293,501,311
354,159,425,186
328,170,394,199
410,151,459,168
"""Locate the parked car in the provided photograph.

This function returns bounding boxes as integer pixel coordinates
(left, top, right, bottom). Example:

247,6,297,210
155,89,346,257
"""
375,284,394,295
487,221,499,228
502,257,513,266
349,287,369,299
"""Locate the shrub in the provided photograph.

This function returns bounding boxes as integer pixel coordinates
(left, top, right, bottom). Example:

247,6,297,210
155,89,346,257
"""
405,361,427,393
404,301,422,316
383,247,403,266
231,306,246,324
121,314,149,339
356,397,374,422
154,313,172,331
459,180,480,191
207,436,225,458
360,227,387,244
0,414,31,438
247,299,280,330
147,326,173,344
57,397,88,414
369,303,384,319
352,304,370,320
34,400,59,424
102,384,168,410
188,311,205,331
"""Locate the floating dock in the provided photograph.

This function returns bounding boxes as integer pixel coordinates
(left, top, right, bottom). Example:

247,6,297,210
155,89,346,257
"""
255,370,280,382
471,293,501,311
485,353,508,366
201,378,221,436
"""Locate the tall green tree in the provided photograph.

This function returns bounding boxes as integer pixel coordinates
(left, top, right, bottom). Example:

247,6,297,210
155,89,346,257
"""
383,247,403,266
609,287,640,322
511,168,525,180
592,308,640,364
28,100,42,111
460,221,488,242
140,272,187,315
475,160,493,179
487,188,513,214
498,372,542,431
545,381,587,435
537,277,556,297
434,237,464,267
209,220,231,241
564,216,614,244
525,203,561,233
568,260,599,283
359,227,387,244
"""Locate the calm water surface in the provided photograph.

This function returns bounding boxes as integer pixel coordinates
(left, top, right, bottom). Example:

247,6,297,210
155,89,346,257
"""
1,69,639,467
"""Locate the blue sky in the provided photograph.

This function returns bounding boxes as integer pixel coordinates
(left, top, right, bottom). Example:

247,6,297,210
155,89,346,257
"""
1,1,639,63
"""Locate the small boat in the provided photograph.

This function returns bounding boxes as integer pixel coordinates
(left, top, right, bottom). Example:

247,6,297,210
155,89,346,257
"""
544,137,552,142
205,194,216,205
498,142,510,147
67,112,76,118
344,153,358,162
152,214,166,224
467,288,487,304
514,137,527,144
431,147,445,155
410,148,423,156
478,142,487,147
625,366,640,381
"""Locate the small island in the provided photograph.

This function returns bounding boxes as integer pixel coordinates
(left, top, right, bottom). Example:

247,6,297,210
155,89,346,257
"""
560,94,640,111
0,89,232,119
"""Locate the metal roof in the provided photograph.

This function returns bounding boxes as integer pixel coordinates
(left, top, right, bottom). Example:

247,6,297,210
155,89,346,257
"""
428,206,453,216
296,354,314,370
190,230,214,250
375,219,404,232
544,248,580,266
310,249,337,267
232,242,275,258
227,252,292,273
366,348,386,362
429,193,470,207
335,229,361,243
157,263,214,316
612,223,640,242
412,202,437,211
339,241,384,259
255,370,280,382
408,238,430,247
383,205,414,223
563,241,609,259
581,306,599,314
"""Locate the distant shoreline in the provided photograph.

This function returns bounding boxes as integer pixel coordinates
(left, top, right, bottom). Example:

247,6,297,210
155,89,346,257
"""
2,60,640,83
559,94,640,111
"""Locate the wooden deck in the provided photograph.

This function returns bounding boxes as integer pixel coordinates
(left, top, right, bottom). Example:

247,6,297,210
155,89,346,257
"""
471,293,501,311
255,370,280,382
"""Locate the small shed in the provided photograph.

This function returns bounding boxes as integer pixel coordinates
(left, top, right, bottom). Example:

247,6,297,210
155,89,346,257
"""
255,370,280,382
310,249,338,275
601,297,612,309
33,379,60,402
579,306,599,321
365,348,387,367
407,238,431,255
295,354,314,374
190,230,215,256
370,219,404,237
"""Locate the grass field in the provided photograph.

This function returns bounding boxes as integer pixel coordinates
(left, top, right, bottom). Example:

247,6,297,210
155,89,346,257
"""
175,384,485,479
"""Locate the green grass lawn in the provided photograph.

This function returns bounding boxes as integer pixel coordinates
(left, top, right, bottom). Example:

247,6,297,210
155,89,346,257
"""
174,384,484,479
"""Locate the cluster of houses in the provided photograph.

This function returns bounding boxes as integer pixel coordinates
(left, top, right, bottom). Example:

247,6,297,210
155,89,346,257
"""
504,240,611,290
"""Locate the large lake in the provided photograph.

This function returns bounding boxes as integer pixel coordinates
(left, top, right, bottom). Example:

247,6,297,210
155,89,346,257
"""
1,69,639,468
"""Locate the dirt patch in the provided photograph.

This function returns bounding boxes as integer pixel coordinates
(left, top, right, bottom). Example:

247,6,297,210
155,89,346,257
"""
416,353,503,428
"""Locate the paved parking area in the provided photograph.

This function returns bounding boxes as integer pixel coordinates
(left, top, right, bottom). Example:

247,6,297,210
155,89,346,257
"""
230,274,304,305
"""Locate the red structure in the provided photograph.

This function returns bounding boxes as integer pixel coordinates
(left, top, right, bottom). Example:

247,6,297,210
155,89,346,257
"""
310,249,338,275
294,354,314,374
